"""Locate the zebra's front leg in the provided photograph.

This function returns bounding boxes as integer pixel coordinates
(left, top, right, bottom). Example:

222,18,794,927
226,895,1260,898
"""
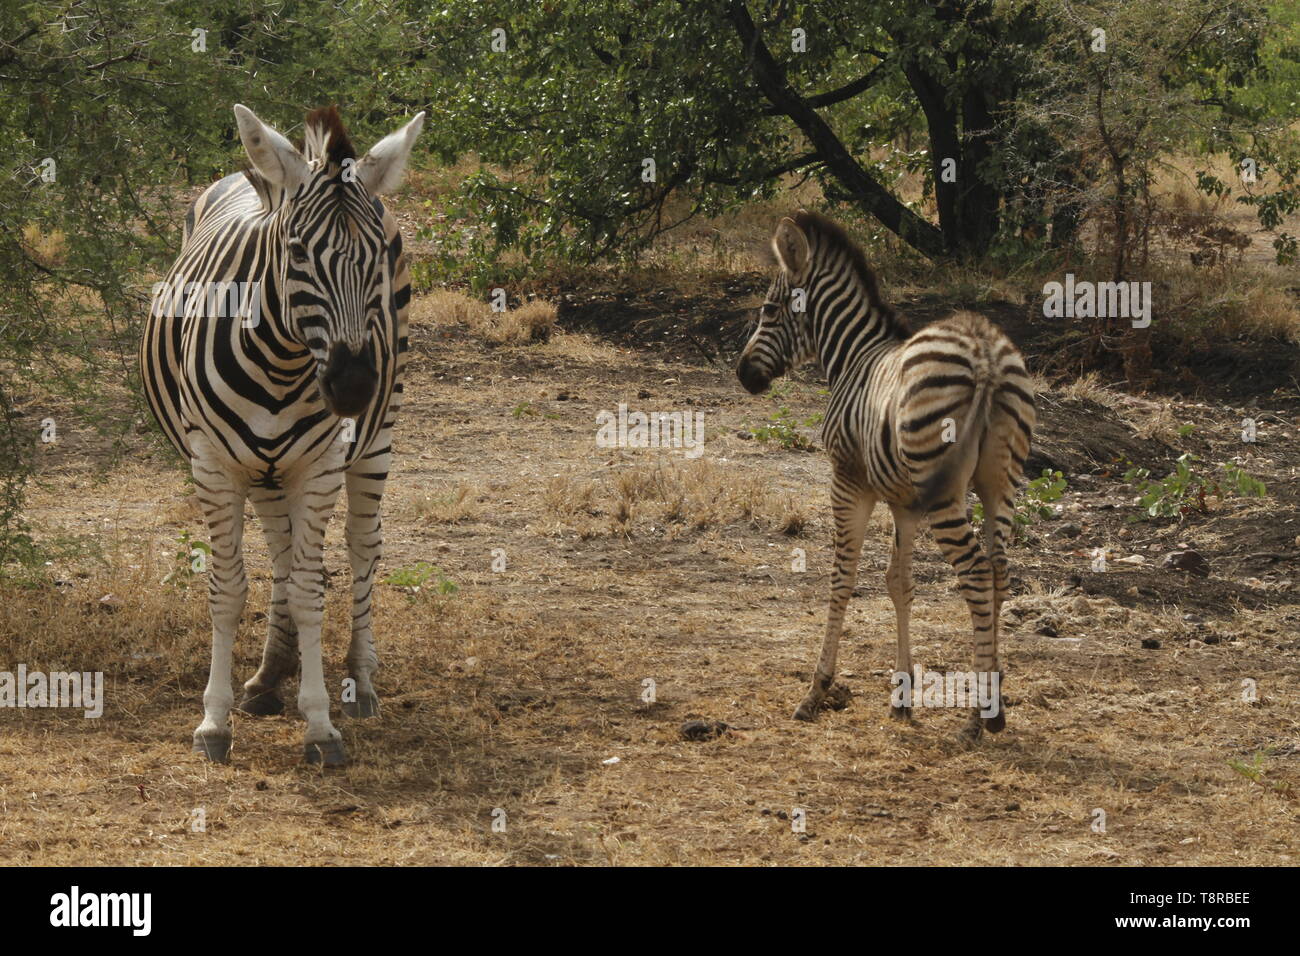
239,490,296,716
288,478,347,766
191,454,249,763
795,474,874,721
342,465,385,719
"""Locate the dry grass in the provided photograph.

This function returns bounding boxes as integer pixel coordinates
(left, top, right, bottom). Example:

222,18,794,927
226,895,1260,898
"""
423,288,558,344
535,459,814,541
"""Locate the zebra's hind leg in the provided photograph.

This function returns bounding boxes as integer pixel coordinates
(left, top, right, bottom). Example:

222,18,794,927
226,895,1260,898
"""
190,449,249,763
288,476,347,766
973,442,1017,735
239,489,296,716
886,506,920,721
928,495,998,744
795,467,874,721
342,462,387,719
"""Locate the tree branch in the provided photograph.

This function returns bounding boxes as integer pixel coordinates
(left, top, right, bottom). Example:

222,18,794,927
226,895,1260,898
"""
727,1,947,259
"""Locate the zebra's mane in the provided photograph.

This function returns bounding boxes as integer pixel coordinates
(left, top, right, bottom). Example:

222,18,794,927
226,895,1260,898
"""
242,105,358,212
791,210,910,337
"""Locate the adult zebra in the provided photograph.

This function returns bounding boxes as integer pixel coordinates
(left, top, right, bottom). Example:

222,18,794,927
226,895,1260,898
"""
736,211,1036,742
140,104,425,765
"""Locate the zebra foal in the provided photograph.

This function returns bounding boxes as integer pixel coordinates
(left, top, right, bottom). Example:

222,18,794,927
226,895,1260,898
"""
140,104,424,764
736,211,1035,741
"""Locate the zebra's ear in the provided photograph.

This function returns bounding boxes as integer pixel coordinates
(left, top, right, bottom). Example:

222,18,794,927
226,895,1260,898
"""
233,104,310,197
355,112,426,196
773,217,810,275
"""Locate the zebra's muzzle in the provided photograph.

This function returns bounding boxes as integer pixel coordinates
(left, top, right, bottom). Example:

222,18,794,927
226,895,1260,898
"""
736,356,771,395
320,341,378,417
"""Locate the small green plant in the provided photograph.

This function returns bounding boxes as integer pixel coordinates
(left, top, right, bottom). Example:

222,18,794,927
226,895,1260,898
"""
384,561,458,598
1228,750,1291,794
972,468,1067,542
749,406,819,451
512,401,539,418
162,530,210,589
1123,453,1266,520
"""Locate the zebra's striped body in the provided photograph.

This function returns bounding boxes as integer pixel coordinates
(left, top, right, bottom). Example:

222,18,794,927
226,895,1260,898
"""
140,104,424,764
737,212,1035,741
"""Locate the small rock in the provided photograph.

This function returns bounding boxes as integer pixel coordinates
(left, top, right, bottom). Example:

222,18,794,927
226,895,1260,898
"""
1161,550,1210,577
1051,523,1082,539
1141,638,1161,649
1036,622,1059,638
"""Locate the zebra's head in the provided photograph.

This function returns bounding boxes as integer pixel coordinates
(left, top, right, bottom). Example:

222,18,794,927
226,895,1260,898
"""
736,216,816,394
233,104,426,417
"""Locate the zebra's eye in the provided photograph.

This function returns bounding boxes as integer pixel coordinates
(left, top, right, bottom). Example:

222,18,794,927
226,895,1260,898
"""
760,302,778,318
288,240,310,266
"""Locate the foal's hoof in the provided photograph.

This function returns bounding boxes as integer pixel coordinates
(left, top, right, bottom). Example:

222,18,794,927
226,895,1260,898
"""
192,733,231,763
983,710,1006,733
793,696,821,721
958,714,984,747
342,691,380,719
889,704,913,722
304,739,348,767
238,689,285,716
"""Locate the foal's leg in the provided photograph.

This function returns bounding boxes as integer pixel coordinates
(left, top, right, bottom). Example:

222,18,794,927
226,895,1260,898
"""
795,464,876,721
929,493,998,743
886,505,920,719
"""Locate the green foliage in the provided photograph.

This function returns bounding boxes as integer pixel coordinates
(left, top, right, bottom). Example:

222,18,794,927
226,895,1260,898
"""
1123,453,1267,519
384,562,458,598
1228,749,1291,794
161,531,211,590
972,468,1067,542
749,407,819,451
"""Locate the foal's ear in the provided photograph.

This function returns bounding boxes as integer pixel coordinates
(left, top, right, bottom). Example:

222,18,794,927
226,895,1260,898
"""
233,104,310,198
355,112,427,197
772,216,810,275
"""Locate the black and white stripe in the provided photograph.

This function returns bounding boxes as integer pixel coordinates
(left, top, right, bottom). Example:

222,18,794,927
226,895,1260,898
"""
737,211,1036,741
140,104,424,765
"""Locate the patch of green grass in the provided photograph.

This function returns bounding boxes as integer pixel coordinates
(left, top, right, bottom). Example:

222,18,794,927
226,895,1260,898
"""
748,406,820,451
384,561,458,599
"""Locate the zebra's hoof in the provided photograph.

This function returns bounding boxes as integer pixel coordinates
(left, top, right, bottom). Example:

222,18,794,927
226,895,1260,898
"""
983,710,1006,733
958,717,983,747
793,697,821,721
192,733,231,763
238,689,285,716
889,704,913,721
342,692,380,719
304,739,348,767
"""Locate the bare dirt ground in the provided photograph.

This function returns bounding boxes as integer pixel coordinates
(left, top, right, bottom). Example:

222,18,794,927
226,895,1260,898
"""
3,272,1299,866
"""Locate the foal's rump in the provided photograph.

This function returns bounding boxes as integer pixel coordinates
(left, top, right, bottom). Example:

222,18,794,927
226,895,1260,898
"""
894,310,1034,510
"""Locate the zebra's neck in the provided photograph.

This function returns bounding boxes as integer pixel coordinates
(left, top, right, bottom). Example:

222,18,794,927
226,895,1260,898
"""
807,270,902,386
239,212,307,369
